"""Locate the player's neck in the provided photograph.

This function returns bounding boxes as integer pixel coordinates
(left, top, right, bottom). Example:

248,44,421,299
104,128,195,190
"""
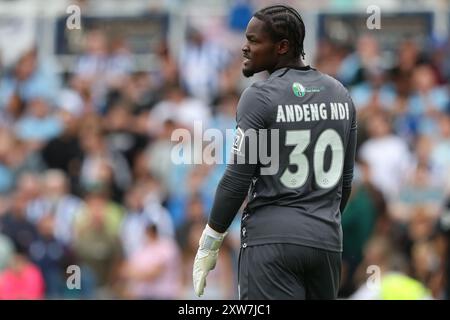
269,59,306,74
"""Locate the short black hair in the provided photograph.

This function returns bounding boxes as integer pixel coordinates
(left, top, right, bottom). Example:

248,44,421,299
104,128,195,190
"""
254,5,306,59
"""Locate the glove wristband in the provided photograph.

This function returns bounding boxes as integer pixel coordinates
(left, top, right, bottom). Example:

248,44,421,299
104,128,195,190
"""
199,225,227,251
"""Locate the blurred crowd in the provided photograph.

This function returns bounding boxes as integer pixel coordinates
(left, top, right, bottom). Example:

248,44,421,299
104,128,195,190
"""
0,24,244,299
1,11,450,300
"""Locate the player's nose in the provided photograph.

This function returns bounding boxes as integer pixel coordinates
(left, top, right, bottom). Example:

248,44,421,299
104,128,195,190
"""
242,43,250,55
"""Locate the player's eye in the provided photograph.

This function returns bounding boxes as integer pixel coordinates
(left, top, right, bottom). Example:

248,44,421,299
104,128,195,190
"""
246,35,257,43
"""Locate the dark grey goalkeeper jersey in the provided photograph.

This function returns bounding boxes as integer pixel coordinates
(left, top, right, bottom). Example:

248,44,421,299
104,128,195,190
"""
208,65,357,253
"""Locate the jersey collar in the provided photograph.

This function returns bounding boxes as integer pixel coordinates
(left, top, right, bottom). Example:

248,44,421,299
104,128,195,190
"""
269,65,313,79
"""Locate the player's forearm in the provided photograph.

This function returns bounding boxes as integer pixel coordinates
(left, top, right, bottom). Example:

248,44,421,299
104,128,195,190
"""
208,185,247,233
208,164,257,233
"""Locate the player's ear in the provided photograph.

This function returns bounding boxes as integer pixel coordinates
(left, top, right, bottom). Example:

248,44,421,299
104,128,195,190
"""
277,39,290,55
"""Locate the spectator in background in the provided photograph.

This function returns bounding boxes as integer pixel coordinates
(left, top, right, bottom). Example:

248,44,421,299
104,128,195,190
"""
4,136,45,182
390,40,421,87
119,221,181,299
167,165,215,230
41,111,83,192
407,206,438,246
74,29,110,112
17,172,42,206
103,103,148,169
337,35,382,86
120,183,148,258
350,235,431,300
350,66,396,117
15,98,63,150
72,184,123,297
392,74,410,107
390,163,445,224
390,72,414,138
65,74,97,115
359,111,412,200
26,169,83,245
29,214,73,298
140,177,175,238
151,40,179,89
57,86,85,117
406,208,444,299
412,135,436,175
106,36,134,89
120,177,174,258
75,30,135,114
0,47,61,117
410,240,442,297
111,71,160,115
179,27,230,104
0,252,45,299
0,190,38,256
79,123,131,201
149,84,211,134
408,63,449,137
314,39,348,79
145,119,178,197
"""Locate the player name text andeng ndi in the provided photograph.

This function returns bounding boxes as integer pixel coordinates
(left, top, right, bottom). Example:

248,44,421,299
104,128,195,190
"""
276,102,350,123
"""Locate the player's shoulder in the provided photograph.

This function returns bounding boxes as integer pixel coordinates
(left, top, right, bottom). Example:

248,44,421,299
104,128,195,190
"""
317,71,351,95
319,71,355,108
247,78,273,94
240,79,273,106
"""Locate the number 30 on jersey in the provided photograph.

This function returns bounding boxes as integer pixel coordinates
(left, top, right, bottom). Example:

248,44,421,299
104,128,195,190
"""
280,129,344,189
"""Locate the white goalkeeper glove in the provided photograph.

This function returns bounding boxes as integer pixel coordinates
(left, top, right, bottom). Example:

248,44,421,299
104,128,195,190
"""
193,224,227,297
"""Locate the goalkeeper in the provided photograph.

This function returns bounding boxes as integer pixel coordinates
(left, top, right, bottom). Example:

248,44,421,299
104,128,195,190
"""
193,4,357,300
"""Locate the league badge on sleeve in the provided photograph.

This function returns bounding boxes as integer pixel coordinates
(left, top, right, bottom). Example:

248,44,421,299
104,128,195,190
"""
232,127,245,154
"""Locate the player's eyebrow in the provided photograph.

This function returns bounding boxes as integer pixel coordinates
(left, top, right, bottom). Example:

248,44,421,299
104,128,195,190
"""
246,33,257,40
